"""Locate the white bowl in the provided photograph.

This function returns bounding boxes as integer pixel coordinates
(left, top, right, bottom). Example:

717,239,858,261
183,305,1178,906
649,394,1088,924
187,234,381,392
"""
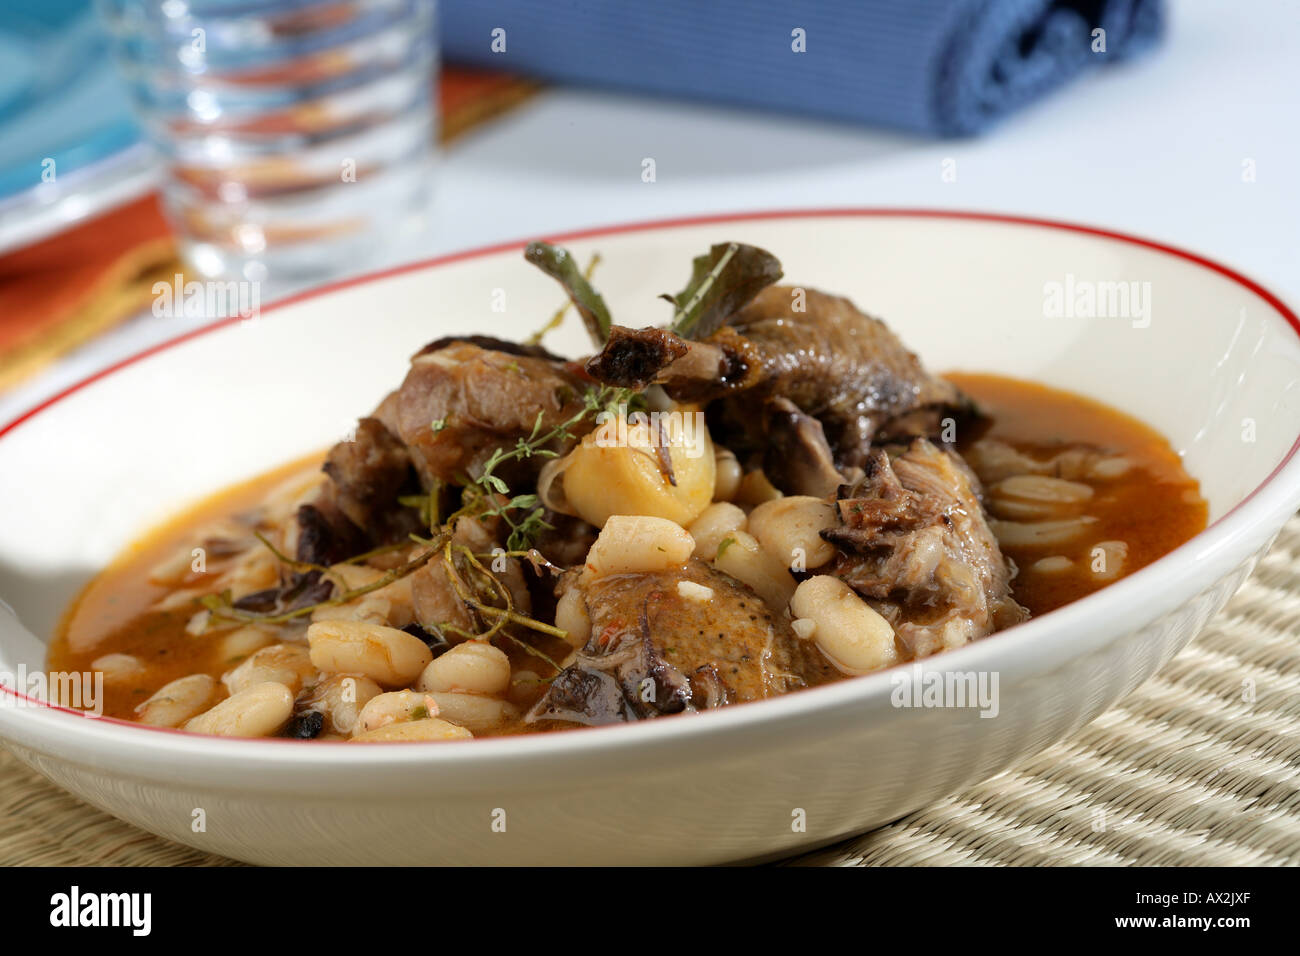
2,210,1298,866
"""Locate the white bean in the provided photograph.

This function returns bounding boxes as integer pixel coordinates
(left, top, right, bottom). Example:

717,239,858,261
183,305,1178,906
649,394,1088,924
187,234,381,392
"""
307,620,433,688
736,469,783,506
356,690,439,734
225,548,279,601
712,447,743,501
90,653,144,684
992,474,1094,503
184,682,294,737
1031,556,1073,574
223,643,316,696
328,563,386,590
261,466,329,524
687,502,747,561
746,495,837,570
1088,456,1132,480
988,516,1097,548
373,575,415,626
302,674,383,736
417,641,511,696
989,475,1094,520
426,692,519,733
350,718,474,742
553,585,591,647
135,674,217,728
148,544,201,586
712,530,796,611
310,565,416,628
585,515,694,576
217,625,278,665
790,576,898,675
310,594,386,625
964,439,1043,482
790,618,817,640
151,587,208,612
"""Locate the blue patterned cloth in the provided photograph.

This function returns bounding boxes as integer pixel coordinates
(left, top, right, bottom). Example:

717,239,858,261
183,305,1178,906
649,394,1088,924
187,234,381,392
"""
441,0,1164,137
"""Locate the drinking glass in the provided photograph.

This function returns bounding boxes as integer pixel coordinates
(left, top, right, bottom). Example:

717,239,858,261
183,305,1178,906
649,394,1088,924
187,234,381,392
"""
97,0,437,283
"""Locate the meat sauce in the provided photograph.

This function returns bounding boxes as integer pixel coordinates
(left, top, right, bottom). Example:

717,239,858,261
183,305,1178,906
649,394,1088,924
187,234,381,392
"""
49,373,1208,728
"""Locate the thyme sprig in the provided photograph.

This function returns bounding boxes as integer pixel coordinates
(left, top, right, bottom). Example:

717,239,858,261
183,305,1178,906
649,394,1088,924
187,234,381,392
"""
195,383,633,672
473,548,565,576
199,538,445,626
398,476,444,535
248,530,349,592
527,252,602,345
438,542,567,671
465,384,632,552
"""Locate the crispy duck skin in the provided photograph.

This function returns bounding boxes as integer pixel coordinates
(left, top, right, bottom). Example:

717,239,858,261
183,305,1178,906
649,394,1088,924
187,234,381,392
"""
822,438,1028,660
585,286,974,475
527,561,838,726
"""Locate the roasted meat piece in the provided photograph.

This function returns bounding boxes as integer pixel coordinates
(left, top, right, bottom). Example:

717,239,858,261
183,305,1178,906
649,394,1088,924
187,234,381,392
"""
759,396,848,498
323,416,415,534
408,514,532,638
585,286,974,478
380,336,593,490
527,561,837,726
823,438,1028,659
295,335,593,567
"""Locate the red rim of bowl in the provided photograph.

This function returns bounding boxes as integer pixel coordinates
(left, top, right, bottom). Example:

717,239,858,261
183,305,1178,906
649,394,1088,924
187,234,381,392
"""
2,206,1299,744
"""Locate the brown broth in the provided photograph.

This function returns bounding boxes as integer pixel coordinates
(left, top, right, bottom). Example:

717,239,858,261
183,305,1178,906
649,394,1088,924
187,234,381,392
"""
49,374,1209,728
947,372,1208,614
49,455,326,720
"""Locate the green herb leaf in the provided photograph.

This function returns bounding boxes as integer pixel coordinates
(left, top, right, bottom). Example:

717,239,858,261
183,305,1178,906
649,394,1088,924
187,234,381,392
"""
505,509,555,553
665,242,783,340
399,477,444,533
524,241,614,347
526,253,602,346
453,384,632,554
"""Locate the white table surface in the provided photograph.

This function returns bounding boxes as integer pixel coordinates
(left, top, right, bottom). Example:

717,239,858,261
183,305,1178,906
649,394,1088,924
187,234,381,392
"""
2,0,1297,426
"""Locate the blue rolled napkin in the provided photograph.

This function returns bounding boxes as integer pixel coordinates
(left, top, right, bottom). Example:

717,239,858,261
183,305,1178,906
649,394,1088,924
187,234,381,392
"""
440,0,1164,137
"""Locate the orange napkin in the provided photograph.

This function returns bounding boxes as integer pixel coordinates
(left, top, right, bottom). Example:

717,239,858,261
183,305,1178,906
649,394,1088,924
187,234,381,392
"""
0,66,540,393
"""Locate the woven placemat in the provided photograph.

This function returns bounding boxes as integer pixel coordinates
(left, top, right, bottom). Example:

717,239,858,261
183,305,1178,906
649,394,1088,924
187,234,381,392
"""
4,516,1299,867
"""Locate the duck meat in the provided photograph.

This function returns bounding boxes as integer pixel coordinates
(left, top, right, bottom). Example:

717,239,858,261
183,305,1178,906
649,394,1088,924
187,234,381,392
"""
822,438,1028,659
295,335,594,567
584,286,974,477
527,560,838,726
